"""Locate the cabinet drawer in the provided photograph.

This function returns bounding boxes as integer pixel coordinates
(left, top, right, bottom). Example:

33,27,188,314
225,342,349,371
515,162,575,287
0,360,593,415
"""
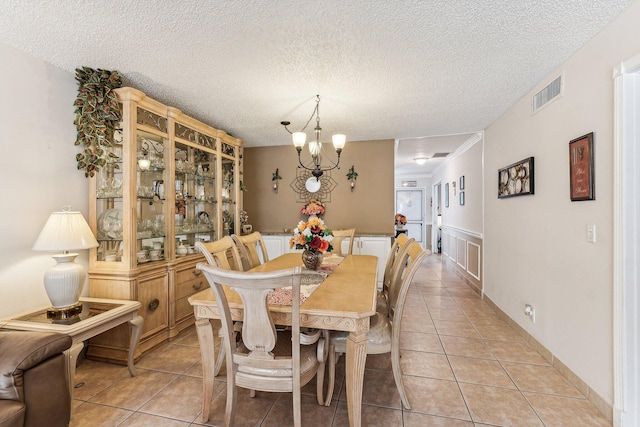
176,277,207,300
175,265,204,284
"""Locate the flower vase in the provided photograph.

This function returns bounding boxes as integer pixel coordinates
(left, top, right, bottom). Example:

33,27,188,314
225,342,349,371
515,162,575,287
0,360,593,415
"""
302,249,323,270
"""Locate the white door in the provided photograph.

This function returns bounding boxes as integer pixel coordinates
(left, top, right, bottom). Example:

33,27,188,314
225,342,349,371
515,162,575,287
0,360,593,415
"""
395,189,424,247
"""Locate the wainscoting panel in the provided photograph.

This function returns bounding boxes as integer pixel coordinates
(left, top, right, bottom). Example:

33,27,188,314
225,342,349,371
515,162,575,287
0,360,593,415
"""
440,226,482,292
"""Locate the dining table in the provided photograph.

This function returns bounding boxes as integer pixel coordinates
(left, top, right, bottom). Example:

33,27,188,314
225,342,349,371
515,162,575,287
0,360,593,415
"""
188,253,378,427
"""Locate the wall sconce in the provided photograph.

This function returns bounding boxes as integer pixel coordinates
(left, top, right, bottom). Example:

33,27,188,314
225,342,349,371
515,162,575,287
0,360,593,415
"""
346,165,358,192
272,168,282,193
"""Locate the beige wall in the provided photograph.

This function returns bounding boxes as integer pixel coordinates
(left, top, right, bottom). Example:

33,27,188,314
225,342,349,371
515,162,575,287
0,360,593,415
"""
483,1,640,406
244,140,395,235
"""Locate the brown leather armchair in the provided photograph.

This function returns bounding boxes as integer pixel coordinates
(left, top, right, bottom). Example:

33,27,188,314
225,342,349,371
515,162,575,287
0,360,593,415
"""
0,331,72,427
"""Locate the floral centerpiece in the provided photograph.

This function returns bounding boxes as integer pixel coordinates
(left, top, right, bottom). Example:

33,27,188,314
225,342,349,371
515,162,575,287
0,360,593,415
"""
300,198,325,217
290,217,334,270
394,213,407,228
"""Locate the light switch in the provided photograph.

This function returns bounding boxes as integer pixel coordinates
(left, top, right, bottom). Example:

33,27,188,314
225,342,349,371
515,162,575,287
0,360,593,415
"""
587,225,596,243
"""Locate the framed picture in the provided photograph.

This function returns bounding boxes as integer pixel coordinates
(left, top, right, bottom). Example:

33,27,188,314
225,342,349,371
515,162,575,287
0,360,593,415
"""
444,183,449,207
460,192,465,206
498,157,534,199
459,176,465,190
569,132,595,201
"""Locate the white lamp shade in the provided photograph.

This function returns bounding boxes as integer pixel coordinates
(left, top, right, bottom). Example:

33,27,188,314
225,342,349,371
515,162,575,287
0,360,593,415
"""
332,134,346,150
292,132,307,148
33,210,98,252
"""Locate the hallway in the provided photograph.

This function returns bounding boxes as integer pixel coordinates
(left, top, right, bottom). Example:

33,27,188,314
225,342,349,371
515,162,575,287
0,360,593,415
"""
70,254,611,426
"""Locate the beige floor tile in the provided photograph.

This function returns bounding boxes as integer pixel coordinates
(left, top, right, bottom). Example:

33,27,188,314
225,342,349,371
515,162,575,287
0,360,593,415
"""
138,375,205,422
119,412,191,426
262,392,337,426
446,287,479,298
70,401,133,426
485,340,550,365
203,388,279,426
364,352,392,371
403,376,471,420
439,336,494,359
402,316,437,334
88,369,178,410
401,350,455,380
404,411,474,426
417,287,451,297
137,343,201,374
524,392,611,427
400,331,444,353
73,359,131,401
338,369,402,408
424,295,459,309
459,383,543,426
502,362,584,397
473,323,526,341
433,319,480,339
402,304,431,319
428,308,469,322
448,356,516,389
333,400,403,426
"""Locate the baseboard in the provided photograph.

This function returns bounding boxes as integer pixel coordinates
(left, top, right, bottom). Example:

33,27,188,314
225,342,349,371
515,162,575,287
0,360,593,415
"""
482,296,613,423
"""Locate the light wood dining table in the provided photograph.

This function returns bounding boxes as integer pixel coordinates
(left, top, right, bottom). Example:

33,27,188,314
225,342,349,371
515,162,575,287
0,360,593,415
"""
188,253,378,427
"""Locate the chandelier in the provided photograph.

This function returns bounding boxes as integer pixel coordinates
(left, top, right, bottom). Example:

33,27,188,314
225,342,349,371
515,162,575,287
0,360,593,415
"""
281,95,346,191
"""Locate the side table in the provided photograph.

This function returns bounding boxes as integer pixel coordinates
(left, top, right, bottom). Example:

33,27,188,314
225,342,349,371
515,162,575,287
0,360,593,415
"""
0,297,143,395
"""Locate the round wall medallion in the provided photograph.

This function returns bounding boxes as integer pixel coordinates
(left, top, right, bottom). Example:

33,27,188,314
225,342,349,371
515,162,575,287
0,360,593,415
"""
305,177,321,193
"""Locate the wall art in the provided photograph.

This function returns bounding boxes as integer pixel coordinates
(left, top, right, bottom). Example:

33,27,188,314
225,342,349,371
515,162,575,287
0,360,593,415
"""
498,157,534,199
569,132,595,201
445,183,449,207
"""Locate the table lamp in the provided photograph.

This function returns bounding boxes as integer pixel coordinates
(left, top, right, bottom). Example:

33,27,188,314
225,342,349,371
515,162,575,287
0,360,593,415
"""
32,206,99,310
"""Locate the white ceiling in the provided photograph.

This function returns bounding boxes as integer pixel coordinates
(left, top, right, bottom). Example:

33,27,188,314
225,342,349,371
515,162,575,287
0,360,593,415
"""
1,0,633,175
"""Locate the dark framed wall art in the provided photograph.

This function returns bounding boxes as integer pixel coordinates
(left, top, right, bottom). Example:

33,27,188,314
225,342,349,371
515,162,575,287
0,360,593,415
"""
498,157,535,199
569,132,595,201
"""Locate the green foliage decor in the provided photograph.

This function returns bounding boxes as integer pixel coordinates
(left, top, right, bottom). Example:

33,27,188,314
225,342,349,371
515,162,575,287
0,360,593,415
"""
73,67,123,177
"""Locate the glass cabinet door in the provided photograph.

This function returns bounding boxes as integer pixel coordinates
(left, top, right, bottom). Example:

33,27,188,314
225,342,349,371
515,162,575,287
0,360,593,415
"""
136,131,167,264
174,142,217,257
221,156,235,236
95,140,124,262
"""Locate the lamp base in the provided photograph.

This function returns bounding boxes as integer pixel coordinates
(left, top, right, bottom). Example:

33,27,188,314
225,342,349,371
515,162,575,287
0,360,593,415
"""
43,253,86,309
47,302,83,319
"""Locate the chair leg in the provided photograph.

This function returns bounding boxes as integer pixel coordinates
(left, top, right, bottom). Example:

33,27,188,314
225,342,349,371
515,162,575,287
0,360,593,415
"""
293,383,302,427
391,344,411,409
324,346,336,406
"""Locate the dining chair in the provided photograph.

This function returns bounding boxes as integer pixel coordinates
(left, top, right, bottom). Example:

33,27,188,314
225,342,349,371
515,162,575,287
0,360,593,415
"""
331,228,355,255
197,263,329,427
231,232,269,271
378,234,414,315
195,236,244,376
324,241,431,409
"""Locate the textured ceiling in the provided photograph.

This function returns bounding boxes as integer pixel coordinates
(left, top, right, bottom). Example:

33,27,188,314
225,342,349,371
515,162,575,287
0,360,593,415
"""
1,0,633,174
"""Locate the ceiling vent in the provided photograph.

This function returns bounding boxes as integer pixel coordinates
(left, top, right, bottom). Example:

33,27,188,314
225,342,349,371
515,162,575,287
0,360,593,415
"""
532,75,562,113
432,152,449,158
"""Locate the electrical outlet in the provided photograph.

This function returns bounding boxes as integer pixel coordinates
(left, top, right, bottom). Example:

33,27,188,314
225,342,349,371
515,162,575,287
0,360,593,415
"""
524,304,536,323
587,225,596,243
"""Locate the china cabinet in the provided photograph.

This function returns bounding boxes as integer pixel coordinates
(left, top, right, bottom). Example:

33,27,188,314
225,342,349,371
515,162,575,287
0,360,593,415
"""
86,87,242,364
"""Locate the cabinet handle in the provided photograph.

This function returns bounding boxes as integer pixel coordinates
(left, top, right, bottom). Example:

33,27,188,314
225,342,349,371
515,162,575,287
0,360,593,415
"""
192,281,203,291
192,269,202,277
148,299,160,312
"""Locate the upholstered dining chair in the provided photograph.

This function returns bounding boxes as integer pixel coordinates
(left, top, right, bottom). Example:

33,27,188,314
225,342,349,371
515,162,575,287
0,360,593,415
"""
195,236,244,376
231,232,269,271
324,241,430,409
330,228,355,255
197,263,329,427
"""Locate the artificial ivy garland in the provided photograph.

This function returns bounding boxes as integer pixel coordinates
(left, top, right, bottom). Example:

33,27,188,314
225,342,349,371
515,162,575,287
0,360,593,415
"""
73,67,122,177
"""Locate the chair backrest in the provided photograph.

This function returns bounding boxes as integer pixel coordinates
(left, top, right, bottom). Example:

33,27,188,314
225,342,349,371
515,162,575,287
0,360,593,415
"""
331,228,355,255
387,241,431,316
197,263,304,380
382,235,414,293
231,232,269,271
195,236,243,271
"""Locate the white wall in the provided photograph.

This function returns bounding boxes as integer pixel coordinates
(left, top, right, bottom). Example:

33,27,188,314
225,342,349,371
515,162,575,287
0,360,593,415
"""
483,1,640,405
0,43,89,317
432,136,484,235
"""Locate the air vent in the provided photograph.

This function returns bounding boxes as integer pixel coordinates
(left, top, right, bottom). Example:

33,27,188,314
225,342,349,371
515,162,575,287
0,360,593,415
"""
532,76,562,113
432,152,449,158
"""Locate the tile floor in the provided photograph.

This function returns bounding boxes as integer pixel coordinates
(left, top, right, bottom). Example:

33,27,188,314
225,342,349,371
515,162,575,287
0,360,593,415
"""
71,254,611,426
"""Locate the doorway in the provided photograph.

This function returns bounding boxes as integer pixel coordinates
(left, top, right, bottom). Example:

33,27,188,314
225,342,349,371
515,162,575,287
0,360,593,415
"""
395,188,426,248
